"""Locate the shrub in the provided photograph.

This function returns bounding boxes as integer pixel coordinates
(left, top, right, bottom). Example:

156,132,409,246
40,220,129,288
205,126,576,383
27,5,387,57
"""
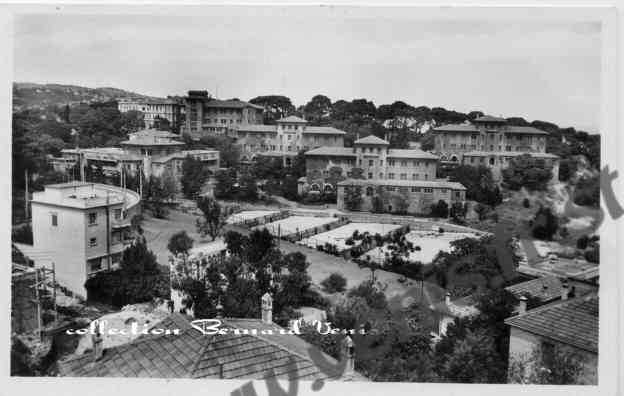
584,244,599,263
522,198,531,208
347,281,388,310
531,206,559,240
320,273,347,293
576,235,589,249
431,200,449,218
12,224,33,245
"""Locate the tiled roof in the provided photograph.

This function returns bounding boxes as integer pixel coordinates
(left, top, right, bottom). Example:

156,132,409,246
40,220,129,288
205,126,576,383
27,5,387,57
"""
463,151,559,159
354,135,389,145
58,314,361,380
434,123,549,135
204,99,264,110
304,126,347,135
503,126,549,135
234,124,278,133
277,115,307,123
387,149,439,160
305,147,355,157
473,115,507,123
504,294,598,353
434,124,479,133
337,178,466,190
128,129,180,139
505,275,563,303
120,137,185,146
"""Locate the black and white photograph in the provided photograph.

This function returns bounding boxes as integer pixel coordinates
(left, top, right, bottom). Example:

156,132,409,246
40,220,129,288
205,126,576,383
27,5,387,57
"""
1,3,621,396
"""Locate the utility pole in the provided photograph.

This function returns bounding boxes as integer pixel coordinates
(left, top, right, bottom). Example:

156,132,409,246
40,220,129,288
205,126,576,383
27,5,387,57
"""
24,168,29,220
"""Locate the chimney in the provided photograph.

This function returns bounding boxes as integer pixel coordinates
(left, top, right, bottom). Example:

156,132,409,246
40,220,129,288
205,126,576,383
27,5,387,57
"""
216,297,224,319
341,335,355,380
561,280,569,301
92,320,104,361
519,296,527,315
261,292,273,324
445,291,451,306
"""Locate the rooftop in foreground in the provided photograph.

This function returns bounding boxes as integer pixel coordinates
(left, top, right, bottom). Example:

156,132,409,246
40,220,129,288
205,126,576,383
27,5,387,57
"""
505,294,598,353
31,182,141,209
58,313,366,381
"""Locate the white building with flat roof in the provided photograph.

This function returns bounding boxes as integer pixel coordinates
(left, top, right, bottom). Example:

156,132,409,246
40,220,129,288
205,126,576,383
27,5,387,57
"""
30,182,142,299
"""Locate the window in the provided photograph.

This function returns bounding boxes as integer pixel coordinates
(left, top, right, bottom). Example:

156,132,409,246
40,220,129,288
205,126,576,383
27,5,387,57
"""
454,191,461,198
89,237,97,247
368,172,373,179
388,173,395,180
379,173,384,179
441,189,448,194
88,258,102,273
412,174,418,180
88,212,97,225
51,214,58,226
369,160,374,166
400,161,407,167
380,160,383,166
112,231,122,244
113,209,122,220
411,187,421,193
400,173,407,180
424,188,433,193
365,187,374,196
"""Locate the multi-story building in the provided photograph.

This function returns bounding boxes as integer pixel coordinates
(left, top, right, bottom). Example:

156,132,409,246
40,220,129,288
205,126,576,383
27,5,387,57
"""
50,129,220,181
433,115,559,180
181,90,264,137
300,134,467,215
30,182,142,298
117,98,182,131
232,115,346,165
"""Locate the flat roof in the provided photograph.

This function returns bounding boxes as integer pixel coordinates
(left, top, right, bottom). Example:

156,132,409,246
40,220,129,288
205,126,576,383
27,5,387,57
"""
31,182,141,210
337,178,466,190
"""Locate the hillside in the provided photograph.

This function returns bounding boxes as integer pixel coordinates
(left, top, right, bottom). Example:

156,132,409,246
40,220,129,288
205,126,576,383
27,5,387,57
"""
12,82,159,110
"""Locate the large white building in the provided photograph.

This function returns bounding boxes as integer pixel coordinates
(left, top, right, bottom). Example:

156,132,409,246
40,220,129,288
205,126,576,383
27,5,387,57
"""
117,98,182,131
30,182,142,298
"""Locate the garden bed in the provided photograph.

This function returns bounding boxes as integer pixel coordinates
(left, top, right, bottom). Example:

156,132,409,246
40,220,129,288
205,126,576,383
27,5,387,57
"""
254,215,340,238
298,222,403,253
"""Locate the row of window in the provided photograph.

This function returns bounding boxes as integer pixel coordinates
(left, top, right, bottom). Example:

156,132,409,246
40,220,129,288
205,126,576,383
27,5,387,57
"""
51,209,123,228
361,186,461,197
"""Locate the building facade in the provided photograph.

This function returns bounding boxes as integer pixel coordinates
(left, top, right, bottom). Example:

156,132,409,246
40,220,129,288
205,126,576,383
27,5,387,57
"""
30,182,142,298
50,129,220,181
117,98,182,131
181,90,264,137
232,115,346,165
433,115,559,180
300,134,466,215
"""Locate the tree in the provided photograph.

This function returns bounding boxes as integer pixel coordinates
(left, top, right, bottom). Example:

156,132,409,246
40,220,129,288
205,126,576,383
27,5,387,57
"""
180,155,210,199
347,281,387,310
303,95,332,124
573,175,600,207
167,230,194,257
508,344,588,384
320,273,347,293
85,238,168,306
430,200,449,218
196,197,234,241
474,203,489,221
249,95,295,124
446,165,501,206
214,168,237,199
502,154,553,191
531,206,559,240
438,328,503,383
224,230,246,257
237,170,258,201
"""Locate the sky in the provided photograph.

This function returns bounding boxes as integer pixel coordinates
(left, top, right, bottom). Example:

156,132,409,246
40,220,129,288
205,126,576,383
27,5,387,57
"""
13,10,602,132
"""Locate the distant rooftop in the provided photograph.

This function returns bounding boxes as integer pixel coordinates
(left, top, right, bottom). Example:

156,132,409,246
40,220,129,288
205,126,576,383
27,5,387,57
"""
505,294,598,353
277,115,307,123
473,115,507,123
387,149,439,160
354,135,390,145
31,182,140,210
463,151,559,159
128,129,180,140
337,178,467,190
505,275,564,304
